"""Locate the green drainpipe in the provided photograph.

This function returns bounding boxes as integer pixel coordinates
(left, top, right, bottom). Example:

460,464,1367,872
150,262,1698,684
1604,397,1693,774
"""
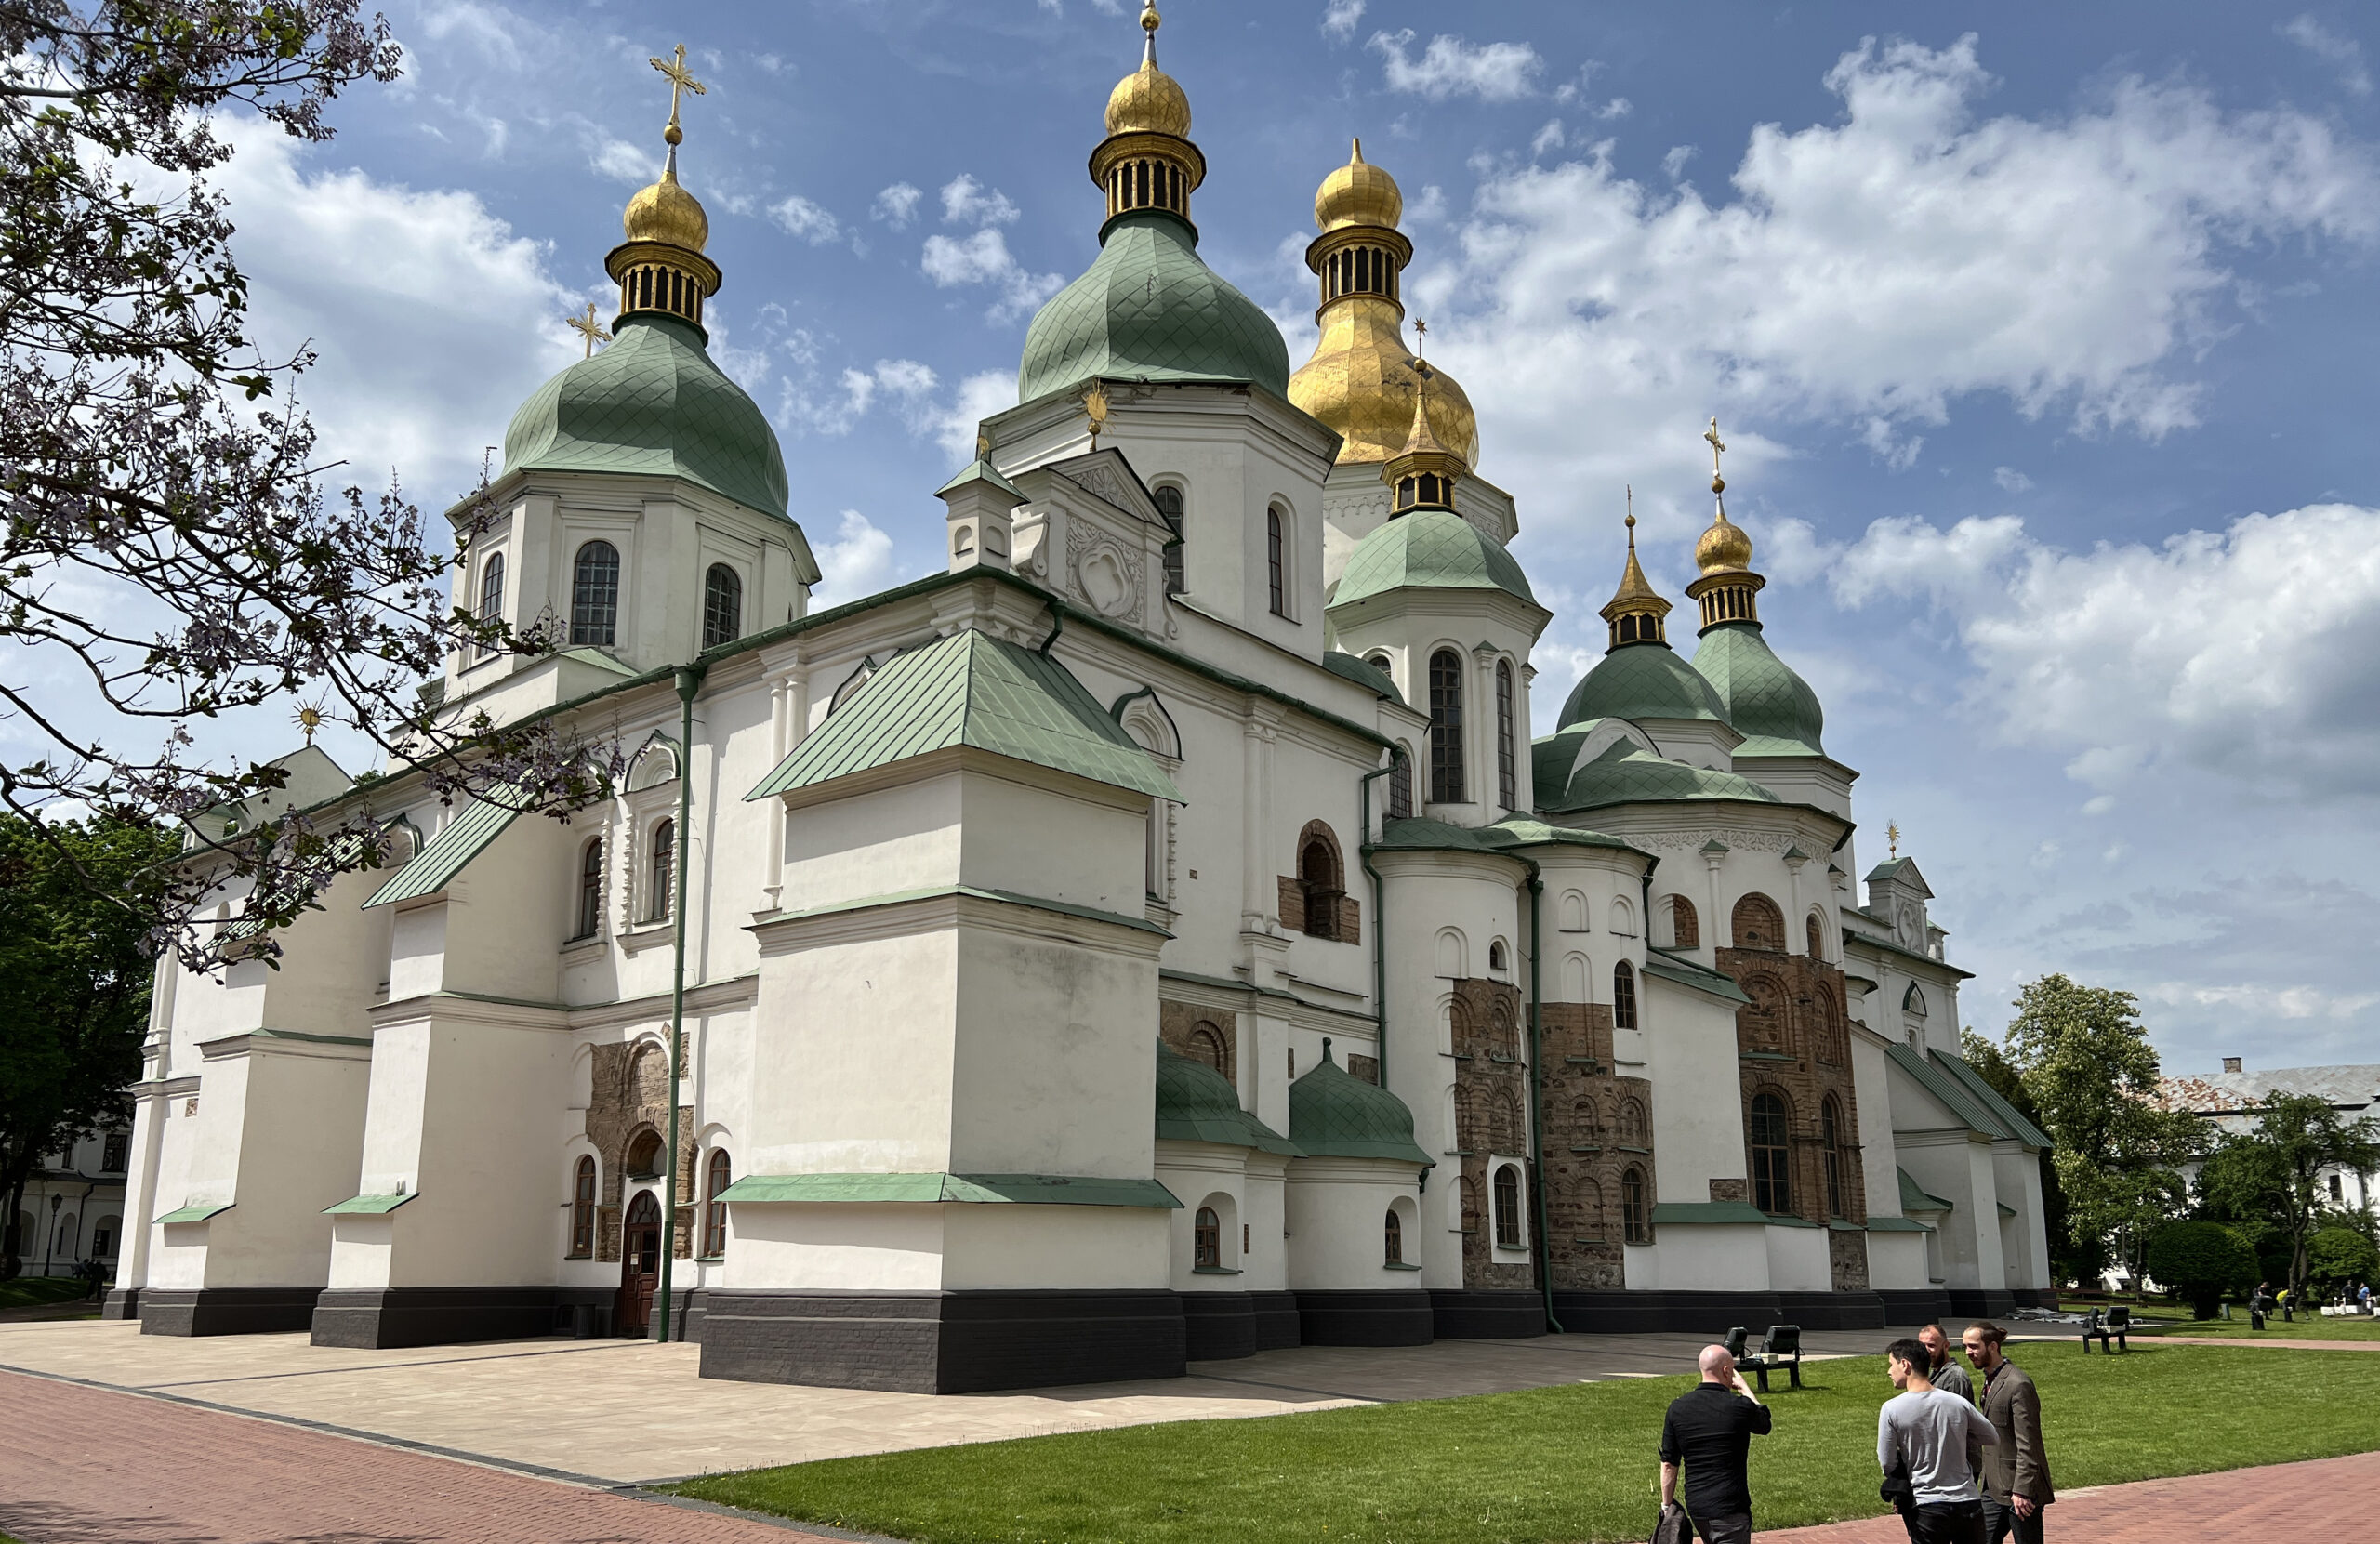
1359,763,1393,1096
1522,858,1563,1334
654,661,707,1343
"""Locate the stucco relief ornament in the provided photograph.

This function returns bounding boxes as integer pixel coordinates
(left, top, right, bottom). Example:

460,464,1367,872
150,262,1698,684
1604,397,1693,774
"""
1068,521,1143,618
1632,827,1790,854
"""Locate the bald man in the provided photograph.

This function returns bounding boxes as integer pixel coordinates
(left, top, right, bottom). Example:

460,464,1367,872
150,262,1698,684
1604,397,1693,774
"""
1659,1343,1775,1544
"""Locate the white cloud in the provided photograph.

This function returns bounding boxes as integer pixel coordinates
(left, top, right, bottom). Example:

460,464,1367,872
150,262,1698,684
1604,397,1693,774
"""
1659,144,1697,180
920,229,1064,323
777,358,941,440
1993,466,2034,493
809,509,897,611
770,194,843,245
2281,14,2373,97
1406,184,1448,224
872,181,923,229
1322,0,1365,43
1369,30,1542,102
1859,416,1922,470
939,173,1020,227
1531,120,1565,156
1594,97,1633,122
1826,502,2380,798
929,371,1022,464
591,138,654,185
2143,981,2380,1020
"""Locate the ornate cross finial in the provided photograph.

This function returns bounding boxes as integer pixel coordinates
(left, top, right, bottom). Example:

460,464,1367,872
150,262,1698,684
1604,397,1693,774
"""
1887,820,1901,860
975,428,993,462
1140,0,1161,65
1083,381,1113,449
650,43,707,148
1625,482,1634,534
295,700,325,746
566,301,612,359
1704,415,1726,492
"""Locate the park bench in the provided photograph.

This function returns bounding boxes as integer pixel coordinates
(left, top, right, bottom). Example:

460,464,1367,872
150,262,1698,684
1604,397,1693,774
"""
2080,1305,2130,1353
1723,1323,1804,1392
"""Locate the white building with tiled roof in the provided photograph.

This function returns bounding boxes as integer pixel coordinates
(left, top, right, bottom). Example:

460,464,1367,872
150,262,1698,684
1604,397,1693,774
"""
2159,1061,2380,1211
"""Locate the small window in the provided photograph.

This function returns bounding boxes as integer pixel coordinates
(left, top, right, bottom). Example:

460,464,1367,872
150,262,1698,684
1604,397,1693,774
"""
1428,650,1465,803
1492,1164,1524,1247
1670,895,1699,949
1621,1167,1649,1243
1613,959,1638,1030
1195,1206,1221,1269
1298,825,1344,942
570,540,620,647
1822,1098,1846,1219
101,1132,128,1173
625,1129,665,1180
1488,940,1508,973
1904,983,1928,1016
1384,1207,1404,1265
1806,912,1826,960
704,1149,732,1256
92,1221,114,1257
702,563,743,650
1154,484,1185,596
1495,660,1517,811
1751,1092,1792,1215
2328,1173,2343,1201
1731,892,1785,952
476,551,506,657
1267,507,1288,616
570,1155,597,1257
1365,651,1391,679
1387,747,1414,821
573,838,604,941
647,819,675,924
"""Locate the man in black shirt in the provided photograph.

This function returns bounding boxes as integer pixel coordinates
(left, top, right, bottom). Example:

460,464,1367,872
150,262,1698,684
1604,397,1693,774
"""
1659,1343,1775,1543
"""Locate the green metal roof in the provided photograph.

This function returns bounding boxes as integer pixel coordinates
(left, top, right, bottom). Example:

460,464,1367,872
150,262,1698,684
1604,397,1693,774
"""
1155,1040,1301,1155
934,456,1025,501
1885,1042,2012,1140
1650,1201,1774,1226
1322,650,1402,702
1017,211,1290,405
715,1172,1181,1207
1329,509,1539,610
1288,1040,1431,1166
1931,1050,2055,1149
1866,1214,1933,1233
1692,621,1826,757
155,1202,232,1225
1371,814,1644,859
1898,1167,1954,1213
1538,735,1782,815
363,788,529,908
1642,948,1753,1005
503,314,791,520
1558,642,1729,730
324,1193,416,1215
745,629,1183,803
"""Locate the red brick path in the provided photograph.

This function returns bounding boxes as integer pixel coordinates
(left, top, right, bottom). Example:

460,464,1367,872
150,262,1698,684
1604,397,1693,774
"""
0,1368,857,1543
1756,1448,2380,1542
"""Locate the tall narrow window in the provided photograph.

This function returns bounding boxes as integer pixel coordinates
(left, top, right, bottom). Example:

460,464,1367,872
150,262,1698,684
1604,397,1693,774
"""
1806,912,1826,960
1299,834,1342,942
574,838,603,941
475,552,505,658
1613,959,1638,1030
1388,748,1414,820
1495,660,1517,810
1267,507,1287,616
570,1155,597,1257
571,541,620,646
1194,1207,1221,1269
1670,895,1699,949
702,563,742,650
1493,1164,1523,1247
1751,1092,1792,1215
1621,1167,1649,1243
1428,650,1465,803
647,819,675,924
1822,1098,1845,1219
1384,1207,1404,1264
1153,485,1185,596
703,1149,732,1256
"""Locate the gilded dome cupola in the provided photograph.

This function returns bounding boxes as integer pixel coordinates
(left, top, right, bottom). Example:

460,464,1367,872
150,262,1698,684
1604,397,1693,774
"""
606,46,721,333
1288,140,1480,468
1091,2,1204,227
1600,494,1672,649
1381,350,1468,516
1684,416,1765,630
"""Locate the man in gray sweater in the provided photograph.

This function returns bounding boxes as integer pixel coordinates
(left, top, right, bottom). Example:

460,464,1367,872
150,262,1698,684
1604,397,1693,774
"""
1878,1337,2000,1544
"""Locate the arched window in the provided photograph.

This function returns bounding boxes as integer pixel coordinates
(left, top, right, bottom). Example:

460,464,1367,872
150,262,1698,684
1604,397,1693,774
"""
1731,892,1785,952
1297,825,1344,942
1573,1097,1602,1142
1492,1164,1523,1247
1388,747,1414,821
1613,959,1638,1030
1194,1206,1221,1269
702,563,742,650
1154,484,1185,596
573,838,603,941
1669,895,1699,949
1488,940,1509,974
703,1149,732,1256
1621,1167,1650,1243
625,1128,665,1180
475,551,505,657
1750,1092,1792,1215
1495,660,1517,810
570,540,620,647
1428,649,1465,803
1461,1174,1483,1236
1266,507,1287,616
570,1155,597,1257
1186,1021,1228,1076
1806,911,1827,961
1384,1207,1404,1264
1365,651,1392,679
1619,1098,1647,1146
647,819,675,924
1821,1098,1846,1219
1903,983,1929,1016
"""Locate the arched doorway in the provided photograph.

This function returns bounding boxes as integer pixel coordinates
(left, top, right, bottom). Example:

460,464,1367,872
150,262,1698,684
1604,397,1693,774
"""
616,1191,663,1337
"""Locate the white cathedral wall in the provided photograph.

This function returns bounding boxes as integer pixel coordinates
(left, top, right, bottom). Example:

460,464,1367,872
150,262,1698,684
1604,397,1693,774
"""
723,1203,944,1291
722,1203,1170,1293
179,1040,369,1289
1284,1155,1421,1291
1865,1230,1932,1291
1629,1223,1768,1292
1895,1131,2006,1294
1992,1143,2052,1290
1850,1032,1908,1221
1157,1142,1250,1290
1765,1222,1831,1292
1642,979,1751,1205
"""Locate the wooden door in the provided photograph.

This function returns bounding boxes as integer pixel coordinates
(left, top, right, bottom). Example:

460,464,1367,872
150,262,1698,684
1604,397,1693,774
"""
616,1191,662,1337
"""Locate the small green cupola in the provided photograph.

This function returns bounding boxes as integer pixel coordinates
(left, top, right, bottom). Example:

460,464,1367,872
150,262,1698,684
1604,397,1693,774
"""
1288,1039,1431,1165
1329,509,1537,612
1155,1040,1300,1154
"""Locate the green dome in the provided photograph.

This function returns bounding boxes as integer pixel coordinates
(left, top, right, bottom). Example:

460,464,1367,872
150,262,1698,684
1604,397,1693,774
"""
1540,734,1781,815
1288,1040,1431,1166
1693,622,1826,757
1017,212,1291,406
1558,641,1729,729
1329,509,1537,611
503,315,789,519
1155,1041,1299,1155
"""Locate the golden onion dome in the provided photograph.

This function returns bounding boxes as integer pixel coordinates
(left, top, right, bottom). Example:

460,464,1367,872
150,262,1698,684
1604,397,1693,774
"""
1316,139,1401,232
1105,1,1191,138
623,153,709,253
1289,319,1481,466
1696,511,1754,575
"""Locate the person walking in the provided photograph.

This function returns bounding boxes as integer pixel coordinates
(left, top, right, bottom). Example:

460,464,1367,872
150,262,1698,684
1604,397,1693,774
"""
1962,1320,2053,1544
1919,1324,1973,1402
1658,1343,1775,1544
1878,1336,1999,1544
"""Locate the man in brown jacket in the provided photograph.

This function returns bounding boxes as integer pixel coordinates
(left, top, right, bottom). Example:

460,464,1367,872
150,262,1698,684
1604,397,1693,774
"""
1961,1320,2053,1542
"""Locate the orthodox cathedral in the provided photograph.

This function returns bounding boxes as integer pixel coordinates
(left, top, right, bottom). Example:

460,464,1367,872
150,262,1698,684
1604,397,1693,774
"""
108,8,2053,1392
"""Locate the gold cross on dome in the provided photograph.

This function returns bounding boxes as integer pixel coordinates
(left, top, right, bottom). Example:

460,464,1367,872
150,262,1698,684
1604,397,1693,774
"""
1083,382,1113,449
566,302,612,359
1705,416,1726,479
1887,821,1901,859
650,44,707,143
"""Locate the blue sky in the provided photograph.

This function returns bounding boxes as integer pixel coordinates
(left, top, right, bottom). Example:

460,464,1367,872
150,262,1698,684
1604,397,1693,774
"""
185,0,2380,1076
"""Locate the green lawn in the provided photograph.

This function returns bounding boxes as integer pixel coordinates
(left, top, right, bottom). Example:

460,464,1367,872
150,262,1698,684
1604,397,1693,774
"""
672,1343,2380,1544
2062,1296,2380,1340
0,1275,93,1311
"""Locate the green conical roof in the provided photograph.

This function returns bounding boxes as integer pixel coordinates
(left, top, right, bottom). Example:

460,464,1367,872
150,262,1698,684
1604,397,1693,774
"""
1288,1040,1431,1166
1329,509,1537,610
1538,734,1781,815
1692,621,1825,757
504,315,788,519
1017,212,1290,406
1558,640,1728,729
1155,1041,1300,1155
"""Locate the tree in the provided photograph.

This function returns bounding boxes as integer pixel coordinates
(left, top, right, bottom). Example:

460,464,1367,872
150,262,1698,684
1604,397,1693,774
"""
2145,1221,2255,1320
2193,1092,2380,1300
3,1,613,963
2307,1225,2379,1293
2002,975,2205,1285
0,812,179,1278
1962,1027,2076,1282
